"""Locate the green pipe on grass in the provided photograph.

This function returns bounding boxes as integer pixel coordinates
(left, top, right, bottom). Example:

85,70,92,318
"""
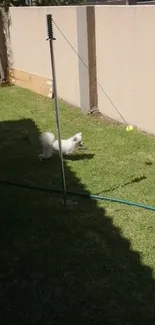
0,180,155,212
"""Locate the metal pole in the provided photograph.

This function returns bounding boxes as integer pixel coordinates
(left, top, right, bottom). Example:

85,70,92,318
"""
46,14,67,206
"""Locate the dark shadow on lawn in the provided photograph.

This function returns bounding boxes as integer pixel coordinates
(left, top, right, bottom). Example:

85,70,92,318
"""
64,153,95,161
0,118,155,325
95,175,147,195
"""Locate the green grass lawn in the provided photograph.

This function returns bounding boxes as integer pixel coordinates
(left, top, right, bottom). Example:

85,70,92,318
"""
1,86,155,324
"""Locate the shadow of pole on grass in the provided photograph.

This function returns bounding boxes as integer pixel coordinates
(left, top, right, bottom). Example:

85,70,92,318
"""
0,118,155,325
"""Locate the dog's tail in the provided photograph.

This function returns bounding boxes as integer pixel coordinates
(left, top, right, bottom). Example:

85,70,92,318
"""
40,132,55,146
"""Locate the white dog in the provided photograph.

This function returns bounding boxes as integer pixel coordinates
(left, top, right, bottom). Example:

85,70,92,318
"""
39,131,84,160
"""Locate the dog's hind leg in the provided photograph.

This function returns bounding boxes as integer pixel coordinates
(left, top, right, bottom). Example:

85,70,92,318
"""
39,144,53,160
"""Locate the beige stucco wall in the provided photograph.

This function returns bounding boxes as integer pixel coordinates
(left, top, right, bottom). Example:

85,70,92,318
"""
95,6,155,134
9,6,89,110
8,6,155,134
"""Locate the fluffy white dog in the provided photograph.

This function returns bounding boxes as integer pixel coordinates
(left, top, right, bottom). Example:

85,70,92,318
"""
39,131,84,160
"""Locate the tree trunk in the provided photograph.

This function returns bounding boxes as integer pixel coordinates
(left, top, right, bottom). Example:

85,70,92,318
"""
0,9,8,81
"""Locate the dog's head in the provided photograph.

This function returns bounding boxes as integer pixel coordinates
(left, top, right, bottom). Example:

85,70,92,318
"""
73,132,84,147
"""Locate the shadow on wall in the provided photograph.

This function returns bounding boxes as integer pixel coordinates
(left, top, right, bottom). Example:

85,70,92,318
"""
0,9,8,81
0,118,155,324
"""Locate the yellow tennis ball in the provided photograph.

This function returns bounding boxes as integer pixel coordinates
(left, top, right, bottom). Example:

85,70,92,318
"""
126,125,133,132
